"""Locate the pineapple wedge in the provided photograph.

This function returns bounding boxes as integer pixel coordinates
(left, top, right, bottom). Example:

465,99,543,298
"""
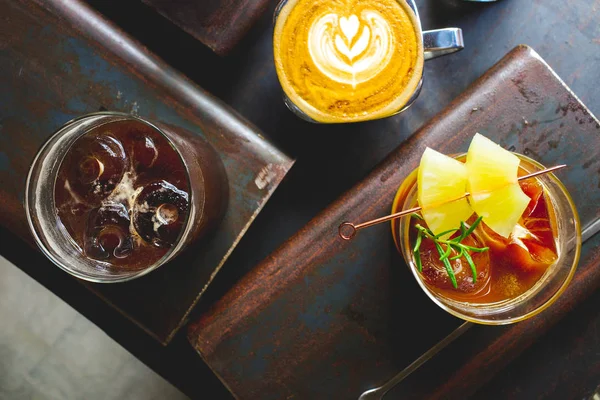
466,133,530,238
418,148,473,238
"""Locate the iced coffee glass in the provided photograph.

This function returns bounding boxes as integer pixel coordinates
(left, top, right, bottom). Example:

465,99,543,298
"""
26,112,228,283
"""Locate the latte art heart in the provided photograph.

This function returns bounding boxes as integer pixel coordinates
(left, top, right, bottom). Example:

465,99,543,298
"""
309,11,394,87
274,0,423,123
339,15,359,43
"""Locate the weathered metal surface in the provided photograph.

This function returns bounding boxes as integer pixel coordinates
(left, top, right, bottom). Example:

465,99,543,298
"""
0,0,293,344
474,245,600,399
188,45,600,399
142,0,270,55
386,233,600,399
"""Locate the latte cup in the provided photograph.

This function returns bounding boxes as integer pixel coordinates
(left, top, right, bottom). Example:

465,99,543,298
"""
273,0,464,123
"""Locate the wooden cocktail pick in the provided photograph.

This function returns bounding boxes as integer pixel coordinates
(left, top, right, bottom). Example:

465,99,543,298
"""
338,164,567,240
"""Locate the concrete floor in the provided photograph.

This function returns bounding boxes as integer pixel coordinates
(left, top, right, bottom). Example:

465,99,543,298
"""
0,255,188,400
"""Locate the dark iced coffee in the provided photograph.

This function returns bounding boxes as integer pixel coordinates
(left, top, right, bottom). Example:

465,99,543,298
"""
55,120,191,271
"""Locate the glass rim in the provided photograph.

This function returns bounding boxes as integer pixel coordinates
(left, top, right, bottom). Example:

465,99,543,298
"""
391,152,582,325
271,0,425,124
25,111,198,283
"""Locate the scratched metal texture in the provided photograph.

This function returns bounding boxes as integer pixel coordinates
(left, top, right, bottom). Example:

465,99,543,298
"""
188,45,600,399
141,0,270,56
0,0,293,344
386,234,600,399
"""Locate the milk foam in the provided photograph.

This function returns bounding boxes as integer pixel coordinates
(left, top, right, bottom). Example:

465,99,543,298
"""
103,170,144,242
308,10,394,87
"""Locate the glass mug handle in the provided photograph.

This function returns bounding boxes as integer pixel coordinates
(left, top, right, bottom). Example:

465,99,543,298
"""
422,28,464,61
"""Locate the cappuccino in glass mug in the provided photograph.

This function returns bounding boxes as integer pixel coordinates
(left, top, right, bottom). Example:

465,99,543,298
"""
273,0,464,123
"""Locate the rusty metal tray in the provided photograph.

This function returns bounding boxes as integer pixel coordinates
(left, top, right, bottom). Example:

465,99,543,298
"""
0,0,293,344
187,45,600,399
141,0,270,56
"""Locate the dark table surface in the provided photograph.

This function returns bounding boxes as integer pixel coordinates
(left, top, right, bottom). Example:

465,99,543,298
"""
2,0,599,399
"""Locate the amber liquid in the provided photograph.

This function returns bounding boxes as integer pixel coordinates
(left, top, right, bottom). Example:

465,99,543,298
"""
54,120,190,271
395,168,558,304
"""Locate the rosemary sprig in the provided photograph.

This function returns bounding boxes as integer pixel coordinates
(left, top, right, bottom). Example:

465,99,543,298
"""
412,215,489,289
410,213,424,273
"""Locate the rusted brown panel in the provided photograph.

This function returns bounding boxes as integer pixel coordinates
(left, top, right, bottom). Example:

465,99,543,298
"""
387,235,600,399
188,45,600,399
141,0,270,56
0,0,293,344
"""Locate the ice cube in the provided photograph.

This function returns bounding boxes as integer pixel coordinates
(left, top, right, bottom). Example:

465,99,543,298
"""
84,203,133,260
133,181,189,247
65,135,127,203
132,135,159,169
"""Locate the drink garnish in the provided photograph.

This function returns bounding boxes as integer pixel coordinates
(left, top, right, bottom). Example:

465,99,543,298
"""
466,133,530,238
411,214,488,288
418,148,473,239
339,132,567,242
338,164,566,241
